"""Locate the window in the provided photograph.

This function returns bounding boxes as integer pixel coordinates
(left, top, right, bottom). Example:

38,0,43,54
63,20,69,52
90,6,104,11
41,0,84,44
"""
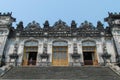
25,40,38,46
82,41,96,46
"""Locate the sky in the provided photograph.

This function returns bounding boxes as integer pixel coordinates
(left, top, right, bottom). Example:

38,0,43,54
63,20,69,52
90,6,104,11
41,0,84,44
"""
0,0,120,27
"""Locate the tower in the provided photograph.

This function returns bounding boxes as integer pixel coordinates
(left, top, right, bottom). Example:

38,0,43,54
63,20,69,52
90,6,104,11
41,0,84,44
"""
105,12,120,63
0,12,15,66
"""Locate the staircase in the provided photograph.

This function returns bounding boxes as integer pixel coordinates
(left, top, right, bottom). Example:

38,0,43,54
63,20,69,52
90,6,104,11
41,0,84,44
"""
1,66,120,80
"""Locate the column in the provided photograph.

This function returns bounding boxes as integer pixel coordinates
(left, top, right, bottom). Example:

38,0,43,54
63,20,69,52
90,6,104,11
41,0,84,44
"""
17,43,24,66
36,43,43,66
78,43,83,63
68,42,72,66
96,43,103,64
47,43,52,66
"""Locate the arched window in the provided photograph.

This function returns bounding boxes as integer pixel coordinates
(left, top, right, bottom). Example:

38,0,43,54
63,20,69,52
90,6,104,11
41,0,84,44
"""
25,40,38,47
53,41,68,46
82,40,96,46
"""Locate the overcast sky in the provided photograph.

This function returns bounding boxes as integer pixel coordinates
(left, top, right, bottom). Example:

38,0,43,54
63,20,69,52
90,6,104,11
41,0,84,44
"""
0,0,120,27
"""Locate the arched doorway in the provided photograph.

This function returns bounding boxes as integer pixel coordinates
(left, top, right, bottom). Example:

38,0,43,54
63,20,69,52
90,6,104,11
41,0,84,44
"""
22,40,38,66
82,40,98,65
52,41,68,66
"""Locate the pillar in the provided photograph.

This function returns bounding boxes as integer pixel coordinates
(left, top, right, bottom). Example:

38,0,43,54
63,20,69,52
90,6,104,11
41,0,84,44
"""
47,43,52,66
36,43,43,66
17,43,24,66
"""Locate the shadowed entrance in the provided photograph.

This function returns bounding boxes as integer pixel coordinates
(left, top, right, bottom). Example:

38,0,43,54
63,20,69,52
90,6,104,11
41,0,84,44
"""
82,41,98,65
83,52,93,65
22,40,38,66
28,52,37,65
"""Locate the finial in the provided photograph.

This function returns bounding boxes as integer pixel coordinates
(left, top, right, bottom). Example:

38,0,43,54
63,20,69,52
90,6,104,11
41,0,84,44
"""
44,20,49,28
71,20,76,25
71,20,76,28
114,12,117,15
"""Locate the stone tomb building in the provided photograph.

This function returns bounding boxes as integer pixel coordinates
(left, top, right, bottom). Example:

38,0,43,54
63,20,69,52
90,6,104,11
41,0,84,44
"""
0,12,120,67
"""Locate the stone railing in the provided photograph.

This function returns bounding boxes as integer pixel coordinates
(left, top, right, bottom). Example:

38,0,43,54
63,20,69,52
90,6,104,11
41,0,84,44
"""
106,61,120,76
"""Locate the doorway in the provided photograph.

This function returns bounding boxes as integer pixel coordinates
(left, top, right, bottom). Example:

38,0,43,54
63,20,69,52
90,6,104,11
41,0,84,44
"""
22,40,38,66
83,52,94,65
52,46,68,66
82,46,98,65
22,46,38,66
52,41,68,66
28,52,37,65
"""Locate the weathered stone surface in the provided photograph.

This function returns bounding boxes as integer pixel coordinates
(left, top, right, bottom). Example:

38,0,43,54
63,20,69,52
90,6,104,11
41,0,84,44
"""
1,66,120,80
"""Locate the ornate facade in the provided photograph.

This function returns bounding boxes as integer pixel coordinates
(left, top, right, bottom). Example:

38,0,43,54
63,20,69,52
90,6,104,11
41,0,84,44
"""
0,12,120,67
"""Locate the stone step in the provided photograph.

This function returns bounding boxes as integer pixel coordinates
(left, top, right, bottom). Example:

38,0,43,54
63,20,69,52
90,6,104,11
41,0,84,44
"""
1,66,120,80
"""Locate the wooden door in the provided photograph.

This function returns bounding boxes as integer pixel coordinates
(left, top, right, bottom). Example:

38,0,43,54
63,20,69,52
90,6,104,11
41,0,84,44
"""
52,46,68,66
